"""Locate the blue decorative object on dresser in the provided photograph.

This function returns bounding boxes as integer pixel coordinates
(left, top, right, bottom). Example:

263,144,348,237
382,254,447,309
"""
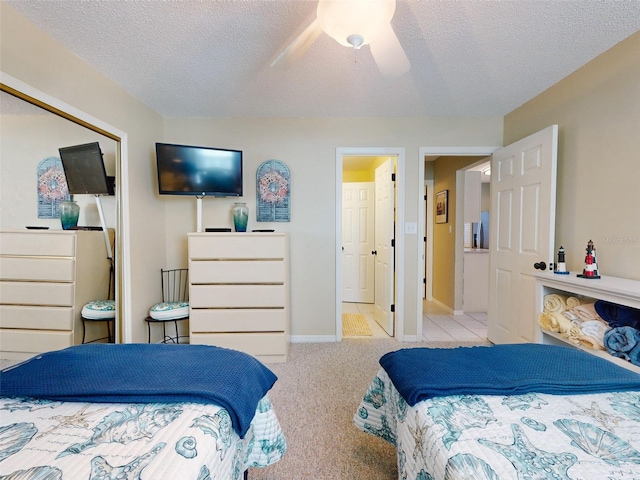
59,199,80,230
232,202,249,232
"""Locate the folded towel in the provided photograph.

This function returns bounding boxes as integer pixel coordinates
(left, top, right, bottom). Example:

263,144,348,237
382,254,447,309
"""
576,334,606,351
604,326,640,361
571,303,599,322
538,312,558,332
595,300,640,329
630,344,640,367
566,297,583,309
550,311,579,338
562,310,581,327
563,311,579,321
564,333,584,348
579,319,610,349
544,294,568,313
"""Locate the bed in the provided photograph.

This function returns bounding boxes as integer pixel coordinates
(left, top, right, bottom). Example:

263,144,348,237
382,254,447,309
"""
0,343,286,479
354,343,640,480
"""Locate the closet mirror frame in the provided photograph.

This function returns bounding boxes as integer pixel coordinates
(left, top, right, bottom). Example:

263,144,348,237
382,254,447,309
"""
1,72,130,342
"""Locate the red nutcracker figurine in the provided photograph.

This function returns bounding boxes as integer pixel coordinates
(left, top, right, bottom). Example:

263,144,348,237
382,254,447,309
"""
577,240,600,279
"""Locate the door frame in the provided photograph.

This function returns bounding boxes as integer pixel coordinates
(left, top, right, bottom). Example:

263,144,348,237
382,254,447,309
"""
336,147,405,342
422,178,434,302
417,147,499,341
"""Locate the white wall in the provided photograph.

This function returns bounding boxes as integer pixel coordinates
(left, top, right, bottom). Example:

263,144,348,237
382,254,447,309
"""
3,3,638,347
163,117,503,338
2,2,504,341
504,31,640,281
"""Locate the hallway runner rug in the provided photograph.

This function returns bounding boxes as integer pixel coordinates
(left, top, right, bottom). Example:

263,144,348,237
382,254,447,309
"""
342,313,373,336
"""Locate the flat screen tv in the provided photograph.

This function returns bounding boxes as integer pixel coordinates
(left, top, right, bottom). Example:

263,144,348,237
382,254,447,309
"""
59,142,113,195
155,142,243,197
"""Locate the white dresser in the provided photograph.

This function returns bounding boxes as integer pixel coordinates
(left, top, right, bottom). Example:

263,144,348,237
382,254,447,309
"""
188,232,290,363
0,230,113,360
535,272,640,373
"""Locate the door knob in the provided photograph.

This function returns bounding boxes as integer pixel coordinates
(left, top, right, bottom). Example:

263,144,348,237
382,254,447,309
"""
372,250,377,255
534,261,547,270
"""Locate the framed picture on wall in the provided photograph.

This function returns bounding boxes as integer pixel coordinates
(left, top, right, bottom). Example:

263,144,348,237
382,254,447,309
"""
435,190,448,224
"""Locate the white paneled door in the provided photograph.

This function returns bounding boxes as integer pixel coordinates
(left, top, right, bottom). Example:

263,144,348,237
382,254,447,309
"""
342,182,375,303
374,159,395,336
487,125,558,344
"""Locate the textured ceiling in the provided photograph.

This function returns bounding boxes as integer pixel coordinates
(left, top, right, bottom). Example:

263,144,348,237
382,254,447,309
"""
5,0,640,118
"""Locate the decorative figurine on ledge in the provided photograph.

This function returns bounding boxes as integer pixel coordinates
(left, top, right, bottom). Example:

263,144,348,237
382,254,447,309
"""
577,239,601,279
554,246,569,274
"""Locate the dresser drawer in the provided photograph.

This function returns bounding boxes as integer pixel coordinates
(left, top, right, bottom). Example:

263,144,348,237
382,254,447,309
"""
0,305,74,330
190,332,287,356
0,232,75,256
190,308,286,333
0,257,75,282
189,260,286,284
0,281,74,306
190,284,285,308
0,329,73,354
188,234,286,260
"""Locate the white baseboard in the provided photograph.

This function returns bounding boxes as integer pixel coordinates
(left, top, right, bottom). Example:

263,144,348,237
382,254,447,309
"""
290,335,337,343
291,335,421,343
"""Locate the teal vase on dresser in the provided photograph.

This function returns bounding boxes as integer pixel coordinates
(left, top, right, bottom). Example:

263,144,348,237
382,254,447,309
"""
59,200,80,230
232,202,249,232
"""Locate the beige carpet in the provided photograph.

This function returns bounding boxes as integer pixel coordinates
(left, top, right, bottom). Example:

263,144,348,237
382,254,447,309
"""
249,338,491,479
342,313,373,336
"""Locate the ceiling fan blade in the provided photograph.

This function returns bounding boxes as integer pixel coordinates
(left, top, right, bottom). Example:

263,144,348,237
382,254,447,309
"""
270,18,323,69
369,22,410,77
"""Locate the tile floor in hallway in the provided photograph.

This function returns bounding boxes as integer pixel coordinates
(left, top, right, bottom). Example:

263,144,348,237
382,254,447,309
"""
422,300,488,343
343,301,488,343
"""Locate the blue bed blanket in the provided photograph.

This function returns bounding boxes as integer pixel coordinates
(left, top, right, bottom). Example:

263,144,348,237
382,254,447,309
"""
379,343,640,407
0,343,277,438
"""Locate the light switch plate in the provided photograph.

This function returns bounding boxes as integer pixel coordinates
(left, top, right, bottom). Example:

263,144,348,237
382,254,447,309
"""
405,222,417,234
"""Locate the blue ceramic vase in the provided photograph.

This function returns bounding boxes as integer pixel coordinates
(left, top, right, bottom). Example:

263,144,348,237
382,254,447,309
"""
59,200,80,230
232,202,248,232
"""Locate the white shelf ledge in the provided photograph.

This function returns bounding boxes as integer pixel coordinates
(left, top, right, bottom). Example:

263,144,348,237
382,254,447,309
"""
536,272,640,374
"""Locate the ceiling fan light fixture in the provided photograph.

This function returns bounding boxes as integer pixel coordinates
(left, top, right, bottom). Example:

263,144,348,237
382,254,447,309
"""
347,34,364,49
317,0,396,48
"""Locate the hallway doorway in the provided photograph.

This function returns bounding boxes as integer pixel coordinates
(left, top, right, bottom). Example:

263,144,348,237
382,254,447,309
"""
417,147,498,341
336,147,406,342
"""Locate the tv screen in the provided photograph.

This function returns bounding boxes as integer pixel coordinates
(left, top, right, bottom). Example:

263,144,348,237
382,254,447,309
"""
155,142,243,197
59,142,113,195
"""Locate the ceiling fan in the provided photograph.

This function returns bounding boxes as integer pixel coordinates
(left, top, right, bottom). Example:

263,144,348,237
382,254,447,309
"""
271,0,410,77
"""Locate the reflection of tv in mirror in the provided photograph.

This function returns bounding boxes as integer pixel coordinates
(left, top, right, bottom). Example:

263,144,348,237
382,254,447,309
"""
155,142,243,197
59,142,113,195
